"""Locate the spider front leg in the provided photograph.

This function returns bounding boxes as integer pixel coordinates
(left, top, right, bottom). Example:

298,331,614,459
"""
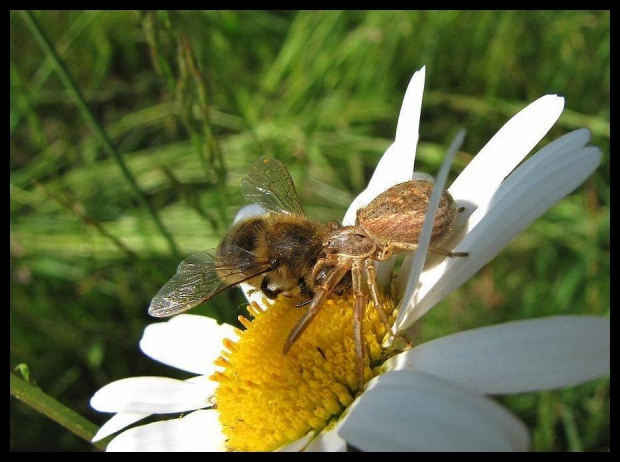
310,255,335,283
294,254,338,307
283,258,350,354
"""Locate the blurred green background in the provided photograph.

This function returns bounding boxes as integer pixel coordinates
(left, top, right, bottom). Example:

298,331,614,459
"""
10,10,609,451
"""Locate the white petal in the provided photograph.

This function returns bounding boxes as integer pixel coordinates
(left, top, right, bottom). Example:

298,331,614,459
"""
276,431,315,452
91,375,216,440
448,94,565,229
106,409,226,452
238,281,275,309
453,128,591,235
410,171,435,182
386,316,609,395
233,203,267,224
90,376,215,414
92,412,149,443
463,129,595,233
342,67,425,225
277,427,348,452
394,66,425,149
140,314,238,375
304,426,348,452
338,371,529,452
185,374,218,387
398,140,602,329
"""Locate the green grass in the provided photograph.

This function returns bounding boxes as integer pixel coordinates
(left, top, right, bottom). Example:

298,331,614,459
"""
10,10,609,451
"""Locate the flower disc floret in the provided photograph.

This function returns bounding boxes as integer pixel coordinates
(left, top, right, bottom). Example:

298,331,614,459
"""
211,295,394,451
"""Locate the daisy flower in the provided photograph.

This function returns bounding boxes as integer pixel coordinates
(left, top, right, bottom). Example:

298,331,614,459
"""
90,67,609,452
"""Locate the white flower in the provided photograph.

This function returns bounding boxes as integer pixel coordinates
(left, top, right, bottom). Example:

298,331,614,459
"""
90,67,608,451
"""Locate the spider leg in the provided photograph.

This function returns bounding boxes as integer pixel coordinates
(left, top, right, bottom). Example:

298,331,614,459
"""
283,260,350,354
385,241,468,258
429,246,468,258
310,256,333,282
351,260,367,391
364,259,392,332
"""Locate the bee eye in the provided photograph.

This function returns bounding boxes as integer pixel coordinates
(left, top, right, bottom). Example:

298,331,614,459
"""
270,259,280,269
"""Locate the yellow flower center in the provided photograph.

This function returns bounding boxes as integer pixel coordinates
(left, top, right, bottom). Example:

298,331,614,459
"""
210,294,395,452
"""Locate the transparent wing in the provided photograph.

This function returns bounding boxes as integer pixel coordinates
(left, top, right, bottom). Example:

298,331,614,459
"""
240,156,306,215
148,249,271,318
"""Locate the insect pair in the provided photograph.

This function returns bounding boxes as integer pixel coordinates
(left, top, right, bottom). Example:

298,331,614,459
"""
149,156,466,389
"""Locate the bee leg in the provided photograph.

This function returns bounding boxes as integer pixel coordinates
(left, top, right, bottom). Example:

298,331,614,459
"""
283,261,350,354
295,299,312,308
351,260,368,393
295,278,313,307
364,259,392,332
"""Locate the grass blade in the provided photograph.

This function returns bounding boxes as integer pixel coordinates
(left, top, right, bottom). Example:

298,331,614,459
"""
20,10,180,258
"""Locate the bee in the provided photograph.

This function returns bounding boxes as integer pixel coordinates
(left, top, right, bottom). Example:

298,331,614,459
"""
149,156,466,389
148,157,332,318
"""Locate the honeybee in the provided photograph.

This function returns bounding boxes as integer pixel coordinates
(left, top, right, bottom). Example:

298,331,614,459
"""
149,156,466,389
148,157,341,318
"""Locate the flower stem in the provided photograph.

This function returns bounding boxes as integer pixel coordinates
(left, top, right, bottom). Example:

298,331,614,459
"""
10,373,107,451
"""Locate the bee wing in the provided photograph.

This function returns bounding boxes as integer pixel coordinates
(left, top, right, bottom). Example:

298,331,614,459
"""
240,156,306,216
148,249,271,318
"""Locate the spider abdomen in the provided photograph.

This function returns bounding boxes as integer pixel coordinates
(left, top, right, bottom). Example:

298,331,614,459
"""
356,180,458,246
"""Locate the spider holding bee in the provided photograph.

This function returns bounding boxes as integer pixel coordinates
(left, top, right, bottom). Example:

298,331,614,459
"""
148,156,467,389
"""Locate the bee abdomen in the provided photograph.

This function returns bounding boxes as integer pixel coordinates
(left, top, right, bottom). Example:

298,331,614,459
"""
216,217,268,282
222,217,266,253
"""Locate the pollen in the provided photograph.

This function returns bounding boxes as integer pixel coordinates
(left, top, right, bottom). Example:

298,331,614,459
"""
210,294,395,452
